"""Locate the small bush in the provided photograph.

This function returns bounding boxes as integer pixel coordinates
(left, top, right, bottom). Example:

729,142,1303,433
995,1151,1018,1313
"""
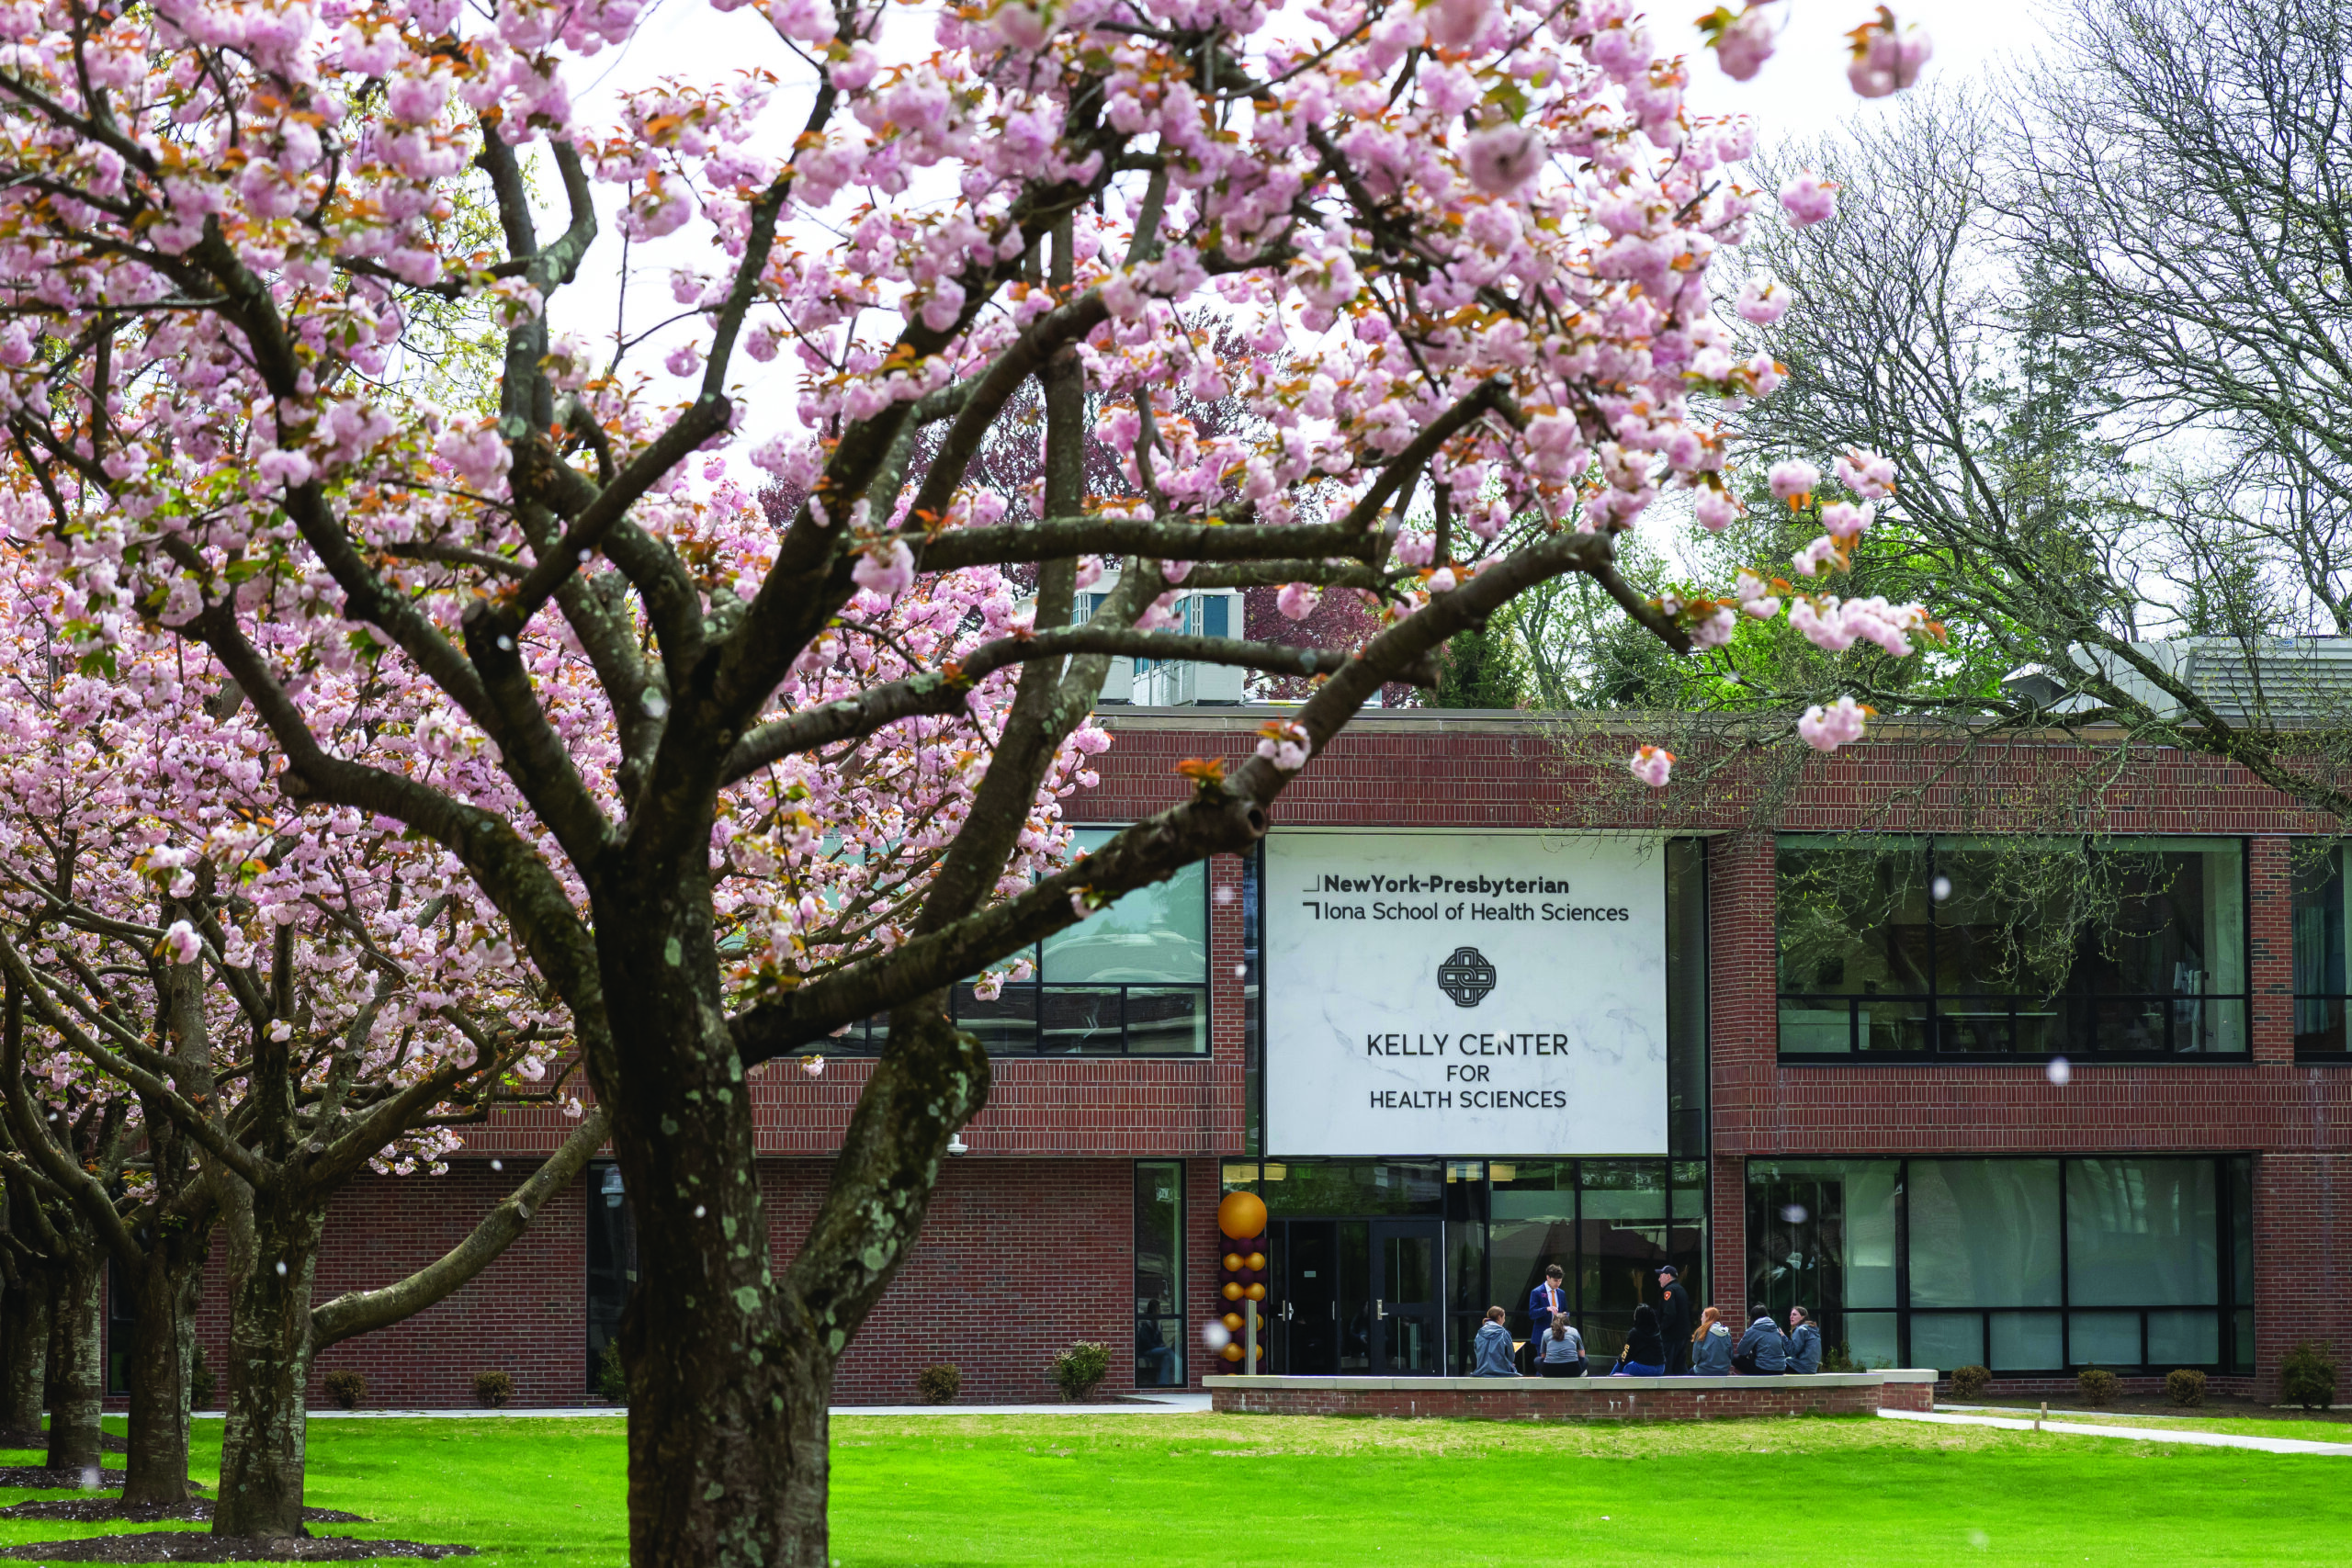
1819,1342,1860,1374
322,1369,368,1411
2076,1366,2120,1407
188,1346,215,1412
595,1340,628,1405
917,1364,962,1405
2282,1341,2339,1411
1049,1342,1112,1404
2165,1368,2208,1408
1949,1364,1992,1400
472,1369,513,1409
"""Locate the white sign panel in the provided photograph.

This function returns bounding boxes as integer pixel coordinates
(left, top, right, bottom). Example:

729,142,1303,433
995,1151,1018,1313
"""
1264,830,1668,1157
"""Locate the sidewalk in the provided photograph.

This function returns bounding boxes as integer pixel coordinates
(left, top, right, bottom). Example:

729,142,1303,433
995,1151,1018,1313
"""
1878,1406,2352,1454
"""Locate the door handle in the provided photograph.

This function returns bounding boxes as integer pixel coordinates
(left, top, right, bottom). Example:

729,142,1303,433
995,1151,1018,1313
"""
1375,1298,1386,1320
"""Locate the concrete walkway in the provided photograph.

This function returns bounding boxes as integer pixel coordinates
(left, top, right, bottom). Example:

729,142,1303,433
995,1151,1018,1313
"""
1878,1406,2352,1454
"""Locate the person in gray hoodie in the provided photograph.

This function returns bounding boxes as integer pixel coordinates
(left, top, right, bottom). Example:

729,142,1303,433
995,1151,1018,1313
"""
1785,1305,1824,1374
1471,1305,1520,1377
1689,1306,1736,1375
1733,1303,1790,1374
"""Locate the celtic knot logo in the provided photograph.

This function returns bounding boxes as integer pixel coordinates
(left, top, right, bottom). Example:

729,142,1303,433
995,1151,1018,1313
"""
1436,946,1497,1008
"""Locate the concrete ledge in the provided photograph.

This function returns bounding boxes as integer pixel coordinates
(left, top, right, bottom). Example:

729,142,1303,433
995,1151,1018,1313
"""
1204,1371,1938,1421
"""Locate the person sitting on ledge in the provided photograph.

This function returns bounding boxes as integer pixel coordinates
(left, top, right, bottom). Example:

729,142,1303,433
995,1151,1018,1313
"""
1785,1304,1823,1374
1611,1303,1668,1376
1471,1305,1521,1377
1690,1305,1735,1375
1733,1303,1790,1375
1536,1314,1588,1378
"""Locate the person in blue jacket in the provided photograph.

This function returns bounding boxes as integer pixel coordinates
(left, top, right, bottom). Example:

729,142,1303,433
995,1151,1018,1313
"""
1734,1303,1790,1374
1521,1264,1569,1373
1785,1305,1824,1374
1471,1305,1520,1377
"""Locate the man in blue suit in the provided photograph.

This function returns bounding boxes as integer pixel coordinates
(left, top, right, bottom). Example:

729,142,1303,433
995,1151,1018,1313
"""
1520,1264,1568,1372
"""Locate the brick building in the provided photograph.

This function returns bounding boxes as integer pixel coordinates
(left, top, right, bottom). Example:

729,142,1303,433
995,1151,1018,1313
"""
149,707,2352,1407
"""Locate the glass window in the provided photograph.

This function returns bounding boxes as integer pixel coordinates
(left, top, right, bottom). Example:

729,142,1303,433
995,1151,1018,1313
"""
585,1160,637,1396
1775,836,2248,1058
1489,1162,1574,1340
945,826,1209,1055
2292,844,2349,1055
1665,839,1709,1157
1907,1160,2062,1308
2066,1158,2218,1307
1134,1161,1184,1388
1747,1156,2242,1377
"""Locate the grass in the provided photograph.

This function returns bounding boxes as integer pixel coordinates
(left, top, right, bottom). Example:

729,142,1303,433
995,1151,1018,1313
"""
4,1408,2349,1566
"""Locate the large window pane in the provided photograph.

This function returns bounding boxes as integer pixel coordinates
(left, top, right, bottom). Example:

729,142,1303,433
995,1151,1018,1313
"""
1746,1158,1899,1359
1489,1163,1574,1341
2066,1159,2218,1306
2148,1309,2219,1366
1044,830,1206,984
1666,839,1709,1155
1910,1314,1984,1372
1125,987,1206,1055
1906,1160,2062,1308
1579,1162,1667,1352
2292,844,2348,1053
2069,1310,2141,1367
1134,1161,1184,1387
1776,836,1932,998
1846,1311,1899,1370
1989,1311,2064,1371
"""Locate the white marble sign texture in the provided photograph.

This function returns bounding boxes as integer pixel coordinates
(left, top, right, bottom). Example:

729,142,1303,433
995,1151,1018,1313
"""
1263,829,1668,1157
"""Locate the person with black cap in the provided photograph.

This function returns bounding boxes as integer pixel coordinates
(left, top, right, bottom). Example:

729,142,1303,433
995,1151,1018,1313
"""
1655,1263,1694,1374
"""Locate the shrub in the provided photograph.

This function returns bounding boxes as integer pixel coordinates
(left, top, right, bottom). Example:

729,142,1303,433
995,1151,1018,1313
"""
472,1369,513,1409
2282,1341,2339,1411
595,1340,628,1405
1818,1342,1860,1375
917,1364,962,1405
188,1346,215,1413
2076,1366,2120,1407
2165,1368,2208,1408
1949,1364,1992,1400
322,1369,368,1411
1049,1342,1112,1404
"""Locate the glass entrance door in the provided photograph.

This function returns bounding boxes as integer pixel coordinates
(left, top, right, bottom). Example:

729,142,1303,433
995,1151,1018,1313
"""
1371,1219,1442,1375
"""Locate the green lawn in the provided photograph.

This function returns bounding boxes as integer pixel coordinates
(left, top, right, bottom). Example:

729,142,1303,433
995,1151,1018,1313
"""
5,1410,2350,1566
1952,1403,2352,1444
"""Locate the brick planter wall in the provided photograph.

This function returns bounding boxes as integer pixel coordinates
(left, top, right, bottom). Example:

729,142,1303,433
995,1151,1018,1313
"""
1204,1371,1937,1421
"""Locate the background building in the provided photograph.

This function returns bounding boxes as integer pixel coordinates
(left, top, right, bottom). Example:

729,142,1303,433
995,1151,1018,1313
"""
141,705,2352,1406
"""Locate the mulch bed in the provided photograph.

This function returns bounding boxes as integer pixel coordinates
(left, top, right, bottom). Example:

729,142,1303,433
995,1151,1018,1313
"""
0,1502,364,1525
0,1470,124,1490
0,1538,474,1562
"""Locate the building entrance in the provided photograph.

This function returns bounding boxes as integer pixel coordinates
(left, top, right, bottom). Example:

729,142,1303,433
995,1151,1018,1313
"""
1269,1217,1443,1375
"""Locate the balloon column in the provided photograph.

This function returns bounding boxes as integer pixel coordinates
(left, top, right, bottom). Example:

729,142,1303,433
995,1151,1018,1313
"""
1216,1190,1271,1370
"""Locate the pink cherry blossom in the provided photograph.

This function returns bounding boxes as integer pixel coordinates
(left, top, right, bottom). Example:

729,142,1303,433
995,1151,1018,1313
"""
1779,172,1838,229
1769,459,1821,504
1629,744,1675,787
1736,274,1790,325
1464,124,1545,196
1798,695,1871,750
1710,4,1779,82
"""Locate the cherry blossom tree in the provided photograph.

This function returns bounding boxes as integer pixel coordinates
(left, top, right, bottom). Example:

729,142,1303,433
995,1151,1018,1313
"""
0,0,1929,1559
0,556,609,1523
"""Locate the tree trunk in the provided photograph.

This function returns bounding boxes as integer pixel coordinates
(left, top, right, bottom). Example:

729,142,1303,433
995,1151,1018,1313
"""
1,1266,49,1433
43,1248,101,1473
119,1250,200,1506
211,1200,323,1540
601,866,987,1566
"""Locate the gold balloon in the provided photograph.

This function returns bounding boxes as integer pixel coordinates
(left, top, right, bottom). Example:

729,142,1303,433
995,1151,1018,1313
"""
1223,1312,1244,1332
1221,1342,1245,1362
1222,1281,1244,1302
1244,1282,1266,1302
1217,1190,1269,1240
1222,1253,1244,1273
1246,1252,1267,1271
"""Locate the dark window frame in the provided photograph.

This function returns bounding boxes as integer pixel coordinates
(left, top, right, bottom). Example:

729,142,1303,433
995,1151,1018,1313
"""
1775,835,2255,1065
2290,840,2352,1062
1134,1160,1185,1389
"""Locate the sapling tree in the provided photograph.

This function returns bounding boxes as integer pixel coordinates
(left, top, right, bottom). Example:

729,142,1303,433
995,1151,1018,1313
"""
0,0,1931,1559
